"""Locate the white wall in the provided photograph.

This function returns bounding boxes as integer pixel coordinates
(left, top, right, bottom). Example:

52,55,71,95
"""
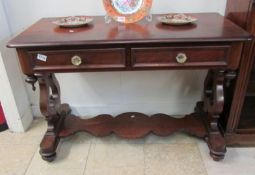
3,0,227,118
0,0,10,39
0,0,33,132
3,0,227,34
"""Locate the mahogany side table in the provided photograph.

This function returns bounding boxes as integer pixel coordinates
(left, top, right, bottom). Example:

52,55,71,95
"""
7,13,252,162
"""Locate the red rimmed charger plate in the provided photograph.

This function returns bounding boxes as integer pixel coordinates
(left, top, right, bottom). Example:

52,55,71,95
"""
103,0,153,23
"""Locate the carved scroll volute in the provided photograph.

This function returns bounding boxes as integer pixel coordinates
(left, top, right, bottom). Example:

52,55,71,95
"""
36,73,51,118
211,70,225,115
25,75,38,91
203,70,225,115
204,70,236,115
48,74,61,109
35,73,60,120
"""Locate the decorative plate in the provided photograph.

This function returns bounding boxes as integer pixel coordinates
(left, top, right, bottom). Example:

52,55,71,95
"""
158,14,197,25
103,0,153,23
53,16,94,28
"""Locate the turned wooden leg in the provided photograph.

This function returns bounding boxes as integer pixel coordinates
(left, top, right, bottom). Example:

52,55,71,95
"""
204,70,227,161
27,73,71,162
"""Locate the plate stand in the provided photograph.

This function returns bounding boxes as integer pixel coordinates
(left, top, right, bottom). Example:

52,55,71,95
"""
104,12,153,24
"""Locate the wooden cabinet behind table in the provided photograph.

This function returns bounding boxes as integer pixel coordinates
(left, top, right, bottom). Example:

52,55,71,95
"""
223,0,255,145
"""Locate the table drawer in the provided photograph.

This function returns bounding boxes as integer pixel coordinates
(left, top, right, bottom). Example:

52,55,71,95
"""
131,46,232,69
28,48,126,72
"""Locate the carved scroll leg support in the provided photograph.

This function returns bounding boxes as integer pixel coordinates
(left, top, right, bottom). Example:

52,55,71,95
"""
204,70,227,161
34,73,71,162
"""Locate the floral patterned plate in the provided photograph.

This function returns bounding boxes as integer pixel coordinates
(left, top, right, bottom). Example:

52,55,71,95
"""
158,14,197,25
103,0,153,23
53,16,94,28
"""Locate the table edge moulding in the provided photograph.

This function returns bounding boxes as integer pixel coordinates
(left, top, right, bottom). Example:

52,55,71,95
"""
7,13,252,162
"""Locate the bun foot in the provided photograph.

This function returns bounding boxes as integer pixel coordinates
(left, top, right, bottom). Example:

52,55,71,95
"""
40,151,57,162
207,133,226,161
210,151,225,161
40,134,60,162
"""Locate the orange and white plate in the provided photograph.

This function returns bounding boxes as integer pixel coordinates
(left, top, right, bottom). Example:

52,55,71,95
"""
103,0,153,23
158,14,197,25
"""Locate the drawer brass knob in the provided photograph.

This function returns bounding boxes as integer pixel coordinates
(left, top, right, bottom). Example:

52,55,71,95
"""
71,55,82,66
176,53,188,64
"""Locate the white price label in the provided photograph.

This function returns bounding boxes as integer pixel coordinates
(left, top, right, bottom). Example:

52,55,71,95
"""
117,16,126,23
37,54,47,62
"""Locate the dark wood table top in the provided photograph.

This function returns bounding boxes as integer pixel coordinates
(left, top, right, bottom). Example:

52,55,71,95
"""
7,13,252,48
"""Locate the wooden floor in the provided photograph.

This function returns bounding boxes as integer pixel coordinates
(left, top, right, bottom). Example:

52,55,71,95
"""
0,118,255,175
